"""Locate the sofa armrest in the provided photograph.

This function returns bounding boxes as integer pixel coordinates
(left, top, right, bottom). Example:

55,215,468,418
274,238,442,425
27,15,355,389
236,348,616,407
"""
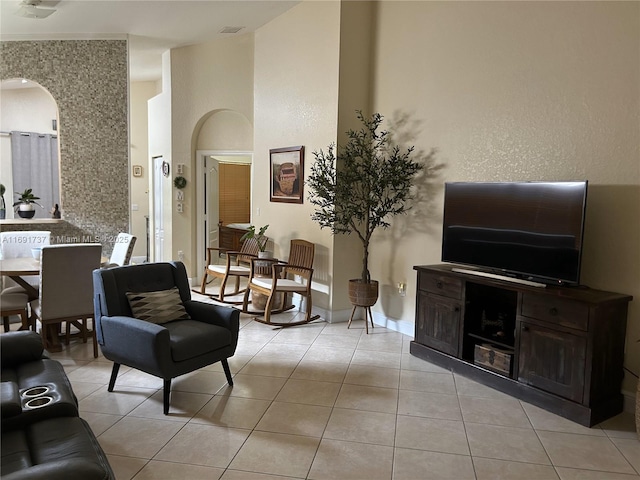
97,316,173,375
1,381,21,419
0,331,44,368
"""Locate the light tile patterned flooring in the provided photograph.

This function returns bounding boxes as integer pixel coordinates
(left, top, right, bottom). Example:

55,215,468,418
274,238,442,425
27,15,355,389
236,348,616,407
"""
46,295,639,480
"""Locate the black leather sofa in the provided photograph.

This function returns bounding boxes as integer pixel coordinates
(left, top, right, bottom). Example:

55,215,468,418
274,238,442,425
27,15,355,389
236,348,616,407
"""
1,331,115,480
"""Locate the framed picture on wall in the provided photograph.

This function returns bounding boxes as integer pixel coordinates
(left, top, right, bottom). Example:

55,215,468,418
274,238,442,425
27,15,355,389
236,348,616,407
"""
270,146,304,204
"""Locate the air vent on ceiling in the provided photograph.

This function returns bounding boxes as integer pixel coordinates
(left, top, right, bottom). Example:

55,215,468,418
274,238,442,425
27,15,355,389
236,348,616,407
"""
219,26,244,34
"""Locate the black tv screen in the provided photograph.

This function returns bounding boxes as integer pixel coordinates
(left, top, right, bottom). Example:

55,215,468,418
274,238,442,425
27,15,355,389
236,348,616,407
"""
442,181,588,286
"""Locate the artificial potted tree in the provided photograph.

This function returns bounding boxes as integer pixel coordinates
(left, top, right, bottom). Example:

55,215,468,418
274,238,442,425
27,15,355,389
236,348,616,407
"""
308,111,424,308
13,188,42,219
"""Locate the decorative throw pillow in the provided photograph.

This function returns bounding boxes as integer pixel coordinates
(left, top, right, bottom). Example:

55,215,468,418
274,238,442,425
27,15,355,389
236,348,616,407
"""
126,287,190,324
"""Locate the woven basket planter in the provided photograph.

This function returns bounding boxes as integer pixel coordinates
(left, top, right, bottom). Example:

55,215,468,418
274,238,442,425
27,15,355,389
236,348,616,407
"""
348,280,379,307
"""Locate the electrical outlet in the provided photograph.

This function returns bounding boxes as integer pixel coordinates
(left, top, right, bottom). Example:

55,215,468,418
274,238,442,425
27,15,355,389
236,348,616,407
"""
177,250,184,261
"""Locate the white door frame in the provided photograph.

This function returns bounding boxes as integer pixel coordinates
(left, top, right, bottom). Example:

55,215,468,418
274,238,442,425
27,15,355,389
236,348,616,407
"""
195,150,253,276
152,156,165,262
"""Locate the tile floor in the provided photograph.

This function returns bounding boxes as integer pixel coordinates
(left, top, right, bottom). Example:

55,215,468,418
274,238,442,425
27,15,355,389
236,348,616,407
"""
45,295,639,480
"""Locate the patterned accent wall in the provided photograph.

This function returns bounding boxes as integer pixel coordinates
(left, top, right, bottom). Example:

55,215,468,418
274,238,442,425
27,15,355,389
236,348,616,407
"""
0,40,129,248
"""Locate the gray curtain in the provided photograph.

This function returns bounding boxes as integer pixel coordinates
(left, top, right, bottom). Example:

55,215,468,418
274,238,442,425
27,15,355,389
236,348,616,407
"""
10,131,60,219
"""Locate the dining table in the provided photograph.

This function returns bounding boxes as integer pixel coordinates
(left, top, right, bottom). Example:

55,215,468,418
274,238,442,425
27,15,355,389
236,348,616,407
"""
0,255,108,351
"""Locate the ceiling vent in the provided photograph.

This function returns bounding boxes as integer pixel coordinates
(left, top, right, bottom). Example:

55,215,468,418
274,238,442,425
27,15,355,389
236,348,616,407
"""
219,26,244,34
15,0,56,19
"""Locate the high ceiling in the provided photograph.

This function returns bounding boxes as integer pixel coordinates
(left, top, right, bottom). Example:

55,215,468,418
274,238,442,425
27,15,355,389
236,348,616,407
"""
0,0,299,81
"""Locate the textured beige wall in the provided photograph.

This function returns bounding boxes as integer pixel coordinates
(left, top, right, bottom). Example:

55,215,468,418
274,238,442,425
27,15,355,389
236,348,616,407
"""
371,1,639,387
253,1,342,313
0,40,129,248
168,35,254,274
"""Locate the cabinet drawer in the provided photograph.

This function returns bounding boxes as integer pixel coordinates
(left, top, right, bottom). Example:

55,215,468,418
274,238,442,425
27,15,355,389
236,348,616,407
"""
521,294,589,331
419,272,462,299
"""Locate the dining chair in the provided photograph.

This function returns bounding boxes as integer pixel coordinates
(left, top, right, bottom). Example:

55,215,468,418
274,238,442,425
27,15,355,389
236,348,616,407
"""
0,231,50,298
198,236,262,303
1,291,30,332
31,244,102,357
103,233,136,268
242,239,319,327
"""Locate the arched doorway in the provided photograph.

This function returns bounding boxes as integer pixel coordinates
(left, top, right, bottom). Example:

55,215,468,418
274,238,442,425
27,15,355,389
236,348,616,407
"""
0,78,60,219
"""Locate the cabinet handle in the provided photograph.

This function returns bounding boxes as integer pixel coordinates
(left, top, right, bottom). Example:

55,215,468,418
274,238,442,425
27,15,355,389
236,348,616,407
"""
436,281,443,289
549,307,558,316
454,306,460,313
522,326,529,332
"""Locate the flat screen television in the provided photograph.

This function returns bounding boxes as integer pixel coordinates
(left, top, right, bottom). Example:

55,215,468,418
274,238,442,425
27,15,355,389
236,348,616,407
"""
441,181,588,286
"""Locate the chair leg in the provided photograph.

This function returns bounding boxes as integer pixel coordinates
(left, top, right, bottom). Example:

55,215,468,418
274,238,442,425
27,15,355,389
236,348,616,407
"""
108,363,120,392
221,358,233,386
91,318,98,358
241,285,252,312
262,290,277,324
163,379,172,415
200,271,208,294
219,275,229,301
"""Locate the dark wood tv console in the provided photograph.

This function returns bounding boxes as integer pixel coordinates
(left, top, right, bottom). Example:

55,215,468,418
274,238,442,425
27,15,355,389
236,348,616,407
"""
410,264,632,427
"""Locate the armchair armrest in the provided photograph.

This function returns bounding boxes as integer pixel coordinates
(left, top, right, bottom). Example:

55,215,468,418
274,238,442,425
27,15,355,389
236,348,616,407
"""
183,300,239,346
273,263,314,280
97,316,173,376
0,331,45,367
205,246,230,265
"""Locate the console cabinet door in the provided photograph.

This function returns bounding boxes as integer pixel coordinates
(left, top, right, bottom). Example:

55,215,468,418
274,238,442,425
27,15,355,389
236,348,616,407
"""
416,291,461,357
518,321,586,403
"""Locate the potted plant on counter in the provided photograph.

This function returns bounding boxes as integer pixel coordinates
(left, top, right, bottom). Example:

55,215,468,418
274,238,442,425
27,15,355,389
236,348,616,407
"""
307,111,425,309
240,225,271,257
13,188,42,219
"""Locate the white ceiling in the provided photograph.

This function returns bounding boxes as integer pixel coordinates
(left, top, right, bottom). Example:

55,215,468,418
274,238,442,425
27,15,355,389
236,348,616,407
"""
0,0,299,81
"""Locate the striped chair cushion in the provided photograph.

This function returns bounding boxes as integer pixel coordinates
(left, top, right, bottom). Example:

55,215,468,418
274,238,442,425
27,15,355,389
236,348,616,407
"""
126,287,190,324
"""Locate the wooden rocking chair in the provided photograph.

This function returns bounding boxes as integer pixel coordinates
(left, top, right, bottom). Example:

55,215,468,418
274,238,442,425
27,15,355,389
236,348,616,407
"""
199,237,262,303
242,239,320,327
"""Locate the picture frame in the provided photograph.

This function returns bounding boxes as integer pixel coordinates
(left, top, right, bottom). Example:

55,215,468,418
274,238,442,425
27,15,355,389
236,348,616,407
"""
132,165,143,177
270,146,304,204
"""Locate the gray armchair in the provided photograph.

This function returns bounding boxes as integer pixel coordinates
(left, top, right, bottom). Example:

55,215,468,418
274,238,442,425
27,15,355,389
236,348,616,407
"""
93,262,239,414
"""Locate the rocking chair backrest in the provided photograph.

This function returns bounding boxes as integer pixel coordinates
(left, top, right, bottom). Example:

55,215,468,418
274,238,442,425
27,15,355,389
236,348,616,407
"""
285,239,315,276
237,237,261,264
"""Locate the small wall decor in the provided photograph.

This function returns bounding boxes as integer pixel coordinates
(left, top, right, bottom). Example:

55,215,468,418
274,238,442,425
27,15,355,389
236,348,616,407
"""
162,161,170,177
270,145,304,204
174,176,187,189
132,165,143,177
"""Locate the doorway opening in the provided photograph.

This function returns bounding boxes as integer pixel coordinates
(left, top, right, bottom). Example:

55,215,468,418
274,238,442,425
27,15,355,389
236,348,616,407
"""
196,150,253,275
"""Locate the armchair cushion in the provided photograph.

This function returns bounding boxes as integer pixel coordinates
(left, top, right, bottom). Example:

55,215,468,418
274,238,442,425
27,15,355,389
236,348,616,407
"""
126,287,190,324
165,320,233,362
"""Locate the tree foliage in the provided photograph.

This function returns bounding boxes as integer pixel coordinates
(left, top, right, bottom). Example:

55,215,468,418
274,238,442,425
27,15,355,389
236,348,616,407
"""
307,111,423,283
